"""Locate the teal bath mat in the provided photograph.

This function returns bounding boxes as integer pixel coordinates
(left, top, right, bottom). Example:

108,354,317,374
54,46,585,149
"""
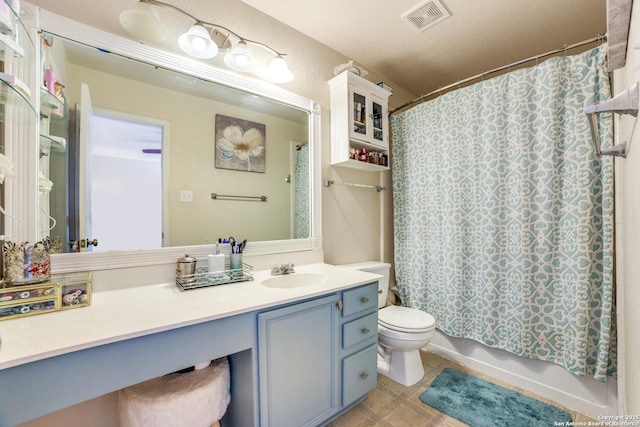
419,368,573,427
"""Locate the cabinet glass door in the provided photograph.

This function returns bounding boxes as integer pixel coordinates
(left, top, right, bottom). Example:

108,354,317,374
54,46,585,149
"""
372,99,383,143
351,90,367,137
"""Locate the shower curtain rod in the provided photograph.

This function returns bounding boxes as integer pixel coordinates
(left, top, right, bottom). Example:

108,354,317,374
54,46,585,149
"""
390,34,606,114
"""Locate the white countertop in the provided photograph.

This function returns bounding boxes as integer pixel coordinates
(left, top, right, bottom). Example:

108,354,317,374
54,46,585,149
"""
0,263,380,370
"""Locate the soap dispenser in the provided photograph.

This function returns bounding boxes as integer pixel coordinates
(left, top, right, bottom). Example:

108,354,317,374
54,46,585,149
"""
208,243,225,273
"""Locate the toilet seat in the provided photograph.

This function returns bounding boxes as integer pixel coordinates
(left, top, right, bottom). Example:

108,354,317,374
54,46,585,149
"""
378,306,435,333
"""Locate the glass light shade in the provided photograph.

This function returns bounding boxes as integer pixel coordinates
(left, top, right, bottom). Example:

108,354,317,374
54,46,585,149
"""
224,41,258,72
178,25,219,59
119,2,168,42
263,56,294,83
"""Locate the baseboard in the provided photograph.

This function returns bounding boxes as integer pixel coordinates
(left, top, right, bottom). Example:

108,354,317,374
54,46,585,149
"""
426,332,618,419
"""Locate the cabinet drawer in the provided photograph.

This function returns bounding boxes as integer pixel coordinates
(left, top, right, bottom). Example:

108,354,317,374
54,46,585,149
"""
342,312,377,349
341,282,378,317
342,344,377,407
0,283,57,304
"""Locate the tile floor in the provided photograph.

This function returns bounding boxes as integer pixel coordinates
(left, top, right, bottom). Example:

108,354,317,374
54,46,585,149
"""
328,350,599,427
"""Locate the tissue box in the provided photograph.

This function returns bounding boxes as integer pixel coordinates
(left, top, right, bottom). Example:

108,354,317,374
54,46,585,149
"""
377,82,394,94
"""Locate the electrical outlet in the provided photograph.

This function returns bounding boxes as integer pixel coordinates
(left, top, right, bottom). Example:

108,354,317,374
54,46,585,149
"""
180,190,193,203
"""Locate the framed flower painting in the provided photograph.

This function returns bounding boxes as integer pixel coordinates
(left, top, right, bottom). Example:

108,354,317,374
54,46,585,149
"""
215,114,266,173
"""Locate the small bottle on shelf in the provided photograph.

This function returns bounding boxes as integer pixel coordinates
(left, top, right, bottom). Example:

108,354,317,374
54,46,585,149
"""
358,147,367,162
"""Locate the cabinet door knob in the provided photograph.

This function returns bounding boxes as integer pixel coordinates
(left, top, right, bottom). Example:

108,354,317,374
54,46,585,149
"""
361,296,369,303
361,328,370,334
378,289,383,294
360,372,369,379
336,300,343,310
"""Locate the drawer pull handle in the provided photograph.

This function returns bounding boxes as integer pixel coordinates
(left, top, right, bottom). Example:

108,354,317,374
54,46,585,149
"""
361,297,369,303
360,372,369,379
361,328,370,334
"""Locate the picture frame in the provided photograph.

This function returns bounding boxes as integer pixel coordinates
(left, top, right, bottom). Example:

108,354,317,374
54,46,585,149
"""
214,114,266,173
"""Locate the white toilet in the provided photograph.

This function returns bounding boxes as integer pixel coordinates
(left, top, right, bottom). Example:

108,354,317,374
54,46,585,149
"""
340,261,436,386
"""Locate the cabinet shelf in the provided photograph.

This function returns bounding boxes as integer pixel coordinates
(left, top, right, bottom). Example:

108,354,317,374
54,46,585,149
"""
0,0,35,66
333,158,389,172
0,72,36,122
40,87,66,122
40,133,66,154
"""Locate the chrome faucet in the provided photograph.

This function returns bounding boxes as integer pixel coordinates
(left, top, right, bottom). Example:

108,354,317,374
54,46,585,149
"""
271,262,295,275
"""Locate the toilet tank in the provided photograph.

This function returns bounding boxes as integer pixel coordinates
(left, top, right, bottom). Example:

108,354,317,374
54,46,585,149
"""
338,261,391,308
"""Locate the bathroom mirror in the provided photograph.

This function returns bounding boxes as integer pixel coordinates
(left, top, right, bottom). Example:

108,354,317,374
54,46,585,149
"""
36,10,321,270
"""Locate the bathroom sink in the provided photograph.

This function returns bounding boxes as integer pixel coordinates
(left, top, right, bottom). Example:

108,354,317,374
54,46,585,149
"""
261,273,332,289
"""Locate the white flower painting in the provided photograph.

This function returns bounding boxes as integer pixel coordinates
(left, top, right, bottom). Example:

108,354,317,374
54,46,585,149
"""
215,114,266,173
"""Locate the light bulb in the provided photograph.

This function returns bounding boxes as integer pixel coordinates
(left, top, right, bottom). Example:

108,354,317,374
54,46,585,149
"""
224,41,257,72
236,54,249,67
192,37,206,52
178,25,218,59
263,55,294,83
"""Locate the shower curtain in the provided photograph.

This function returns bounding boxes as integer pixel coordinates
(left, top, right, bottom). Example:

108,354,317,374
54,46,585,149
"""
391,45,615,381
292,143,309,239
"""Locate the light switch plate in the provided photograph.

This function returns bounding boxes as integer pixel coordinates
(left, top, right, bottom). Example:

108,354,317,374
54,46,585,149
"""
180,190,193,203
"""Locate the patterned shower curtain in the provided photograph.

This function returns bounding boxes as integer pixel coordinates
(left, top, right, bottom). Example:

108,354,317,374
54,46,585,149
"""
390,45,615,381
292,143,309,239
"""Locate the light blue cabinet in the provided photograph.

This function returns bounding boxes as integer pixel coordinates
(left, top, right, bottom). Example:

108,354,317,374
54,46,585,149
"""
258,293,340,427
258,282,379,426
339,283,379,408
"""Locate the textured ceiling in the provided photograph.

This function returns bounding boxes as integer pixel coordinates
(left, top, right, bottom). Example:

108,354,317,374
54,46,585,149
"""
28,0,607,101
240,0,606,97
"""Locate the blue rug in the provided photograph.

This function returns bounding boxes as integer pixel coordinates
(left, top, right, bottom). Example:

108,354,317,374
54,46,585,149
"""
419,368,573,427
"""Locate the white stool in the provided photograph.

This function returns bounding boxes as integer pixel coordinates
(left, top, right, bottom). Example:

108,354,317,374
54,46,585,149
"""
119,357,230,427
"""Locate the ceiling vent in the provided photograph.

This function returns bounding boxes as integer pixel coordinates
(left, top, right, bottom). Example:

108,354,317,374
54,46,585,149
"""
402,0,451,32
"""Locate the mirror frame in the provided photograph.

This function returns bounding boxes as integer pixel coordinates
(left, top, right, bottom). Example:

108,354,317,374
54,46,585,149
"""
35,9,322,273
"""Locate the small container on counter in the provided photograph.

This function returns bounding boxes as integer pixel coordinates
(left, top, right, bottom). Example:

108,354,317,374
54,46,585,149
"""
176,254,197,285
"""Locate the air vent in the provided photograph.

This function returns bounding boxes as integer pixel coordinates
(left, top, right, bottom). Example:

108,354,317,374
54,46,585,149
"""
402,0,451,32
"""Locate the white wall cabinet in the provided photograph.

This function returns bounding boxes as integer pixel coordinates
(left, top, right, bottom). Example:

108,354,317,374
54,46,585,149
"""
328,71,391,172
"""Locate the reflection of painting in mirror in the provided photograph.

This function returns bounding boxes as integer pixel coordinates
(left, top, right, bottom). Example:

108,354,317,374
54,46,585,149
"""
39,33,311,252
215,114,266,173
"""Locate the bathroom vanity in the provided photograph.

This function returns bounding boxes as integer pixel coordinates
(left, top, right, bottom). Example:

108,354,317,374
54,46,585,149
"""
0,263,380,427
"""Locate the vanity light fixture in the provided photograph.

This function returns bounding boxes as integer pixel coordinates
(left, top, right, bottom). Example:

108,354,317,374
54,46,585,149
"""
118,0,294,82
263,55,294,83
224,40,257,72
177,24,218,59
119,1,168,42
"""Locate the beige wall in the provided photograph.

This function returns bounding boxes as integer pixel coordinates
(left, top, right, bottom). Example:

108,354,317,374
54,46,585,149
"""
614,2,640,414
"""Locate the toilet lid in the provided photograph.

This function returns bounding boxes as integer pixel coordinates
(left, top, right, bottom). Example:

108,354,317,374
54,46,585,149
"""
379,306,435,333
